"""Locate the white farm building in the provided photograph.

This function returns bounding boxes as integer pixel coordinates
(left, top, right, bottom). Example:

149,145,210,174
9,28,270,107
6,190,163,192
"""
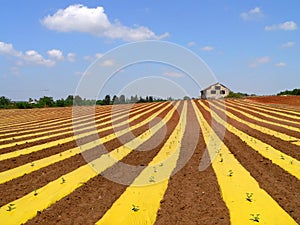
200,83,230,99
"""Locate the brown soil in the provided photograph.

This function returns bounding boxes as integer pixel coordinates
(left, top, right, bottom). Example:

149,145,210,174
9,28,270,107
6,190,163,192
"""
24,103,181,225
155,101,230,225
196,101,300,223
247,96,300,108
0,100,299,225
224,102,300,129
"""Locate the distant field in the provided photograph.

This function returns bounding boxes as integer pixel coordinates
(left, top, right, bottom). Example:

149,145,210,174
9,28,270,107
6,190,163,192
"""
0,97,299,225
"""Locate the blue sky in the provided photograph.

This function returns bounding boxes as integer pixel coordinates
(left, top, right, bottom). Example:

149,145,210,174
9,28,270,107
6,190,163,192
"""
0,0,299,100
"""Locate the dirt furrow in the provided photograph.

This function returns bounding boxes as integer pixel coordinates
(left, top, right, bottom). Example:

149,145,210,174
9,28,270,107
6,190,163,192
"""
24,103,181,225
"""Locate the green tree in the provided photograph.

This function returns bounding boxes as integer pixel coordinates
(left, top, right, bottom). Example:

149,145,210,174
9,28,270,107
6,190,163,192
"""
74,95,83,106
112,95,119,104
65,95,74,106
38,96,54,107
0,96,11,108
103,95,111,105
119,95,126,104
55,99,65,107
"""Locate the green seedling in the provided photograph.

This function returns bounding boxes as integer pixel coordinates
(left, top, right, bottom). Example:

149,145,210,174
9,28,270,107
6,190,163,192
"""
290,160,293,165
250,214,260,222
132,205,139,212
228,170,233,177
59,153,62,157
149,176,155,183
219,157,223,163
153,167,157,173
159,163,164,167
31,162,35,167
6,203,16,211
61,177,66,184
280,155,285,160
246,193,253,202
34,190,38,196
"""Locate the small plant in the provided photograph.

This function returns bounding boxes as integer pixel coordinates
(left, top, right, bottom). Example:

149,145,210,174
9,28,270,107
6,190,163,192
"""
132,204,139,212
34,190,38,196
228,170,233,177
153,167,157,173
159,163,164,167
61,177,66,184
31,162,35,167
265,146,269,150
280,155,285,160
250,214,260,222
290,160,293,165
246,193,253,202
219,157,223,163
149,176,155,183
6,203,16,211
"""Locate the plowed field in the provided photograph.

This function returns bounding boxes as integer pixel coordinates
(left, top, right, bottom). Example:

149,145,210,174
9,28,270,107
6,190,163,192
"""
0,97,299,225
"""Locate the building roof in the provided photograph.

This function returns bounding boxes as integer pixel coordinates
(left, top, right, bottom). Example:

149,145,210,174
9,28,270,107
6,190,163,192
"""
201,82,230,91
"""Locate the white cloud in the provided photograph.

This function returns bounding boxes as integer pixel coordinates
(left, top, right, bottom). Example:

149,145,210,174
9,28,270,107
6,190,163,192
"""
265,21,298,31
201,46,214,51
281,41,296,48
0,41,56,67
83,53,103,62
41,4,168,41
187,41,196,47
240,7,264,21
47,49,64,61
250,56,271,68
275,62,287,67
24,50,55,66
67,53,76,62
0,41,22,57
101,59,115,67
163,71,184,78
95,53,103,59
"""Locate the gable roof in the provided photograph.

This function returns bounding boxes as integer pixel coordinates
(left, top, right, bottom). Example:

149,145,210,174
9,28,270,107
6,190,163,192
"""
201,82,230,91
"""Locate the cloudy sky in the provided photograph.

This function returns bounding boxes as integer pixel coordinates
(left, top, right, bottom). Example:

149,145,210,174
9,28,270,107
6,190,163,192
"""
0,0,299,100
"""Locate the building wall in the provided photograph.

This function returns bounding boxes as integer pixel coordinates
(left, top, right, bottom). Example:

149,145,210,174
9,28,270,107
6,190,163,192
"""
201,84,230,99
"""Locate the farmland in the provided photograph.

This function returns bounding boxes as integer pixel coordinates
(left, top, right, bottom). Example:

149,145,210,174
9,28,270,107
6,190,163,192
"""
0,97,299,225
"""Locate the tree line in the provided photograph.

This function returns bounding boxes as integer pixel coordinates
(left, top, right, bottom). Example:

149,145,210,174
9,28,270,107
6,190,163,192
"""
0,94,168,109
277,88,300,96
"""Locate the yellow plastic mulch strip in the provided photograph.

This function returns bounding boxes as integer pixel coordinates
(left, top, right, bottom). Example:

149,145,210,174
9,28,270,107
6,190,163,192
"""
0,108,117,141
0,104,131,133
209,101,300,146
0,107,99,130
227,99,300,120
243,99,300,115
0,103,154,137
216,101,300,133
0,102,180,225
225,100,300,129
96,101,187,225
192,101,297,225
0,102,168,162
0,104,125,138
0,102,160,149
0,102,174,184
0,109,67,127
200,100,300,180
0,102,153,141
